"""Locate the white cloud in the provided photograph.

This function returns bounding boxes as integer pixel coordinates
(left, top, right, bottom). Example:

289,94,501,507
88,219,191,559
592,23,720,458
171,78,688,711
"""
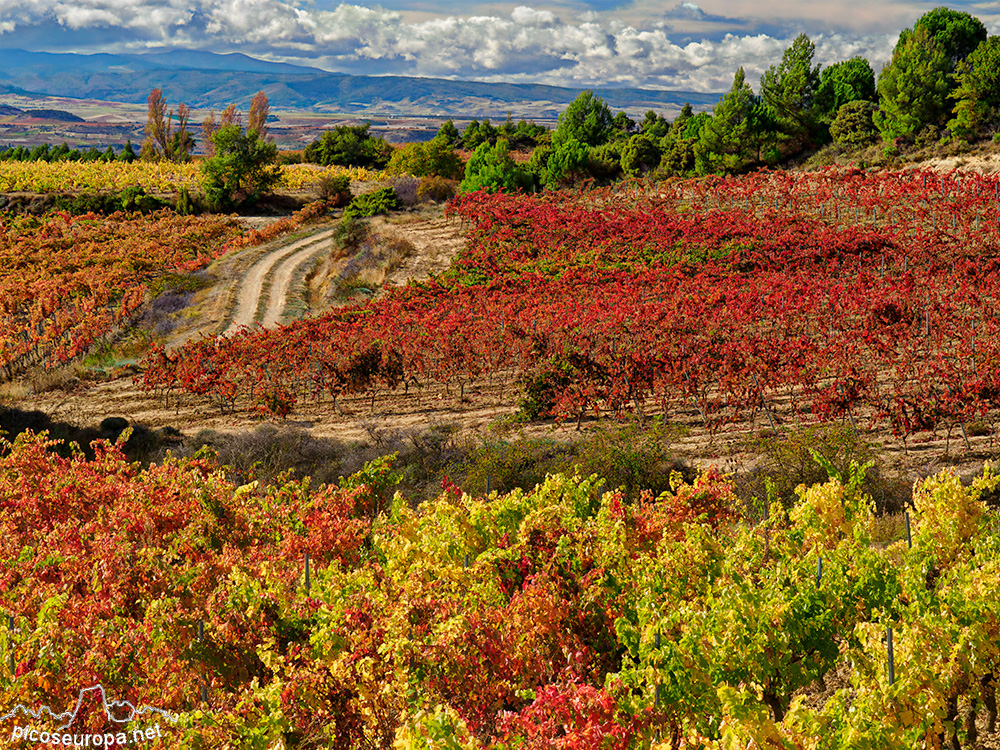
0,0,912,91
511,6,555,26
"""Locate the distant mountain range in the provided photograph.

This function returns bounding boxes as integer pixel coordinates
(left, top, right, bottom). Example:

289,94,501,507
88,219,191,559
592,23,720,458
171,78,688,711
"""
0,48,721,118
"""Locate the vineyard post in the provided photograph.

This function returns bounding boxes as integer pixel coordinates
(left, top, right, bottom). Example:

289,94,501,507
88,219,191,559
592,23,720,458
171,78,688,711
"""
905,512,912,549
304,552,311,595
817,557,822,585
972,322,977,374
6,614,13,678
752,372,778,433
886,627,895,686
198,619,208,705
654,631,661,707
486,475,492,496
946,385,972,450
463,554,470,570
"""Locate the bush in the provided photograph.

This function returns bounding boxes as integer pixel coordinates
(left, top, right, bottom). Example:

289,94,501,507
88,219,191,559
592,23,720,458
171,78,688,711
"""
829,100,879,147
458,420,690,500
389,176,421,206
119,186,171,213
417,176,458,202
333,214,369,250
386,136,464,179
318,173,352,207
342,187,401,219
736,425,906,518
175,186,194,215
458,139,530,194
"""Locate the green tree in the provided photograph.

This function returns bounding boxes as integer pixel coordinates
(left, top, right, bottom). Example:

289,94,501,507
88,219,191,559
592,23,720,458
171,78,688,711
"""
386,135,464,179
458,138,530,194
640,110,670,140
814,57,876,121
303,124,392,169
552,91,614,147
696,68,777,174
875,24,951,141
541,138,591,188
949,36,1000,139
512,119,548,148
902,7,987,72
760,33,821,139
201,123,281,210
611,111,637,141
437,119,460,145
119,140,137,163
620,133,661,177
658,104,709,176
462,118,498,150
829,100,880,147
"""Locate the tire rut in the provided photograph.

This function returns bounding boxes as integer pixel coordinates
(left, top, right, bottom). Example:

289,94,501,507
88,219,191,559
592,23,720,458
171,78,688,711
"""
226,228,334,335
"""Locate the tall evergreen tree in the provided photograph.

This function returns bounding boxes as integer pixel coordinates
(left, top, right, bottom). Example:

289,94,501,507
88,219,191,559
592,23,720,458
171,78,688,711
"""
760,33,821,139
814,57,876,122
875,24,951,141
948,36,1000,139
696,68,777,174
901,7,986,73
552,91,614,148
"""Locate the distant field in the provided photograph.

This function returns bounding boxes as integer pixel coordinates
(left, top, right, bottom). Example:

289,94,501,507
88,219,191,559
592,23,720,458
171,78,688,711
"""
0,161,384,193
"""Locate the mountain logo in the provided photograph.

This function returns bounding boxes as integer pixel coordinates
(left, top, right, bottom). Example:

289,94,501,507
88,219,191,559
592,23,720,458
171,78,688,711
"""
1,685,177,746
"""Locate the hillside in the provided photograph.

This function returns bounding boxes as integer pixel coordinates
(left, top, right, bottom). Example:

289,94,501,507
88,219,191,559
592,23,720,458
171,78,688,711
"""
0,48,720,119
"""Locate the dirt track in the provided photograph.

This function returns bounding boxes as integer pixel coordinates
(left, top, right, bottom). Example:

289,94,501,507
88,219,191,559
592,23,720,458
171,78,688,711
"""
226,228,335,332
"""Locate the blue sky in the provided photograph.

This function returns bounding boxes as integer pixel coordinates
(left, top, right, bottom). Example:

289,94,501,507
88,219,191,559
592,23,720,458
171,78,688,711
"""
0,1,995,91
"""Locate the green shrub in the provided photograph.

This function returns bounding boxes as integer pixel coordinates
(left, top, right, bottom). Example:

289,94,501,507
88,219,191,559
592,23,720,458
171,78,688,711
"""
829,100,879,147
175,186,194,215
386,136,464,179
333,214,369,249
342,187,401,219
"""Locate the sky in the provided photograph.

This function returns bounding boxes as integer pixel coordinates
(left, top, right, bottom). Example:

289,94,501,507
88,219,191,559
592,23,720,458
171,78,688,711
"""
0,0,997,92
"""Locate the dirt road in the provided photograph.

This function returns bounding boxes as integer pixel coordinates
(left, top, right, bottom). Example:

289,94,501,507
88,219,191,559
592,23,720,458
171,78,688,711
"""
226,228,335,334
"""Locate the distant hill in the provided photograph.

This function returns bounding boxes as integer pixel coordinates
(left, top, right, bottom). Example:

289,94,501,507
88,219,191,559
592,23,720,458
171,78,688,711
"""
20,109,85,122
0,48,721,118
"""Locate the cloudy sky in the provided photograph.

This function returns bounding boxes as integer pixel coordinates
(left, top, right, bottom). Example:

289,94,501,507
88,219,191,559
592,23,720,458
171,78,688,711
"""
1,0,997,92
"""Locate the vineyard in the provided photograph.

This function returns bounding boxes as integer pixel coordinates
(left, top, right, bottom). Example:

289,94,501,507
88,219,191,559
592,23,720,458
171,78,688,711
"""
0,211,249,382
141,168,1000,445
5,165,1000,748
1,431,999,748
0,162,383,194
